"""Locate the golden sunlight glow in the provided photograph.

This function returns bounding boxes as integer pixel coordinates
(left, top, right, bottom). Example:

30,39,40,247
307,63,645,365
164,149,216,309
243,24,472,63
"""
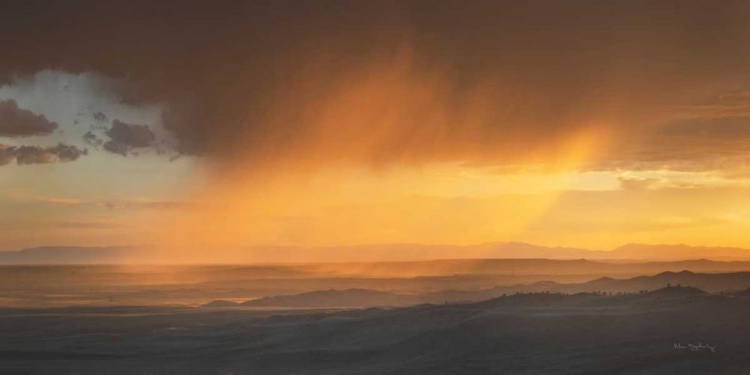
150,123,618,262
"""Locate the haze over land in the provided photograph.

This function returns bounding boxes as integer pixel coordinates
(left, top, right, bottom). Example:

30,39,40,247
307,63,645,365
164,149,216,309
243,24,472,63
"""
5,285,750,374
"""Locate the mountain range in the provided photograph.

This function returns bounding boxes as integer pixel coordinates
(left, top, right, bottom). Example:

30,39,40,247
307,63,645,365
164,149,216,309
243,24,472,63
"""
3,242,750,264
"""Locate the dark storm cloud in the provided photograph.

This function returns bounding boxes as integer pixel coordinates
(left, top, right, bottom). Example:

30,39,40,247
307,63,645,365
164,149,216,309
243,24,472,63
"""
82,131,103,147
102,120,155,156
0,99,57,137
103,141,128,156
106,120,155,148
1,1,749,172
92,111,107,123
0,143,87,166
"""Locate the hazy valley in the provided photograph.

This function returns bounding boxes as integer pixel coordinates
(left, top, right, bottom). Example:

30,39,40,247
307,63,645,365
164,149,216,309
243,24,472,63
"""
3,245,750,373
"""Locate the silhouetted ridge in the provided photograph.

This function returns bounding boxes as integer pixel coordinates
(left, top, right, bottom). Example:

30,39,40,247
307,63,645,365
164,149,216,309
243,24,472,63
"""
471,291,605,309
239,288,416,308
645,285,707,299
199,271,750,309
733,288,750,297
203,300,239,308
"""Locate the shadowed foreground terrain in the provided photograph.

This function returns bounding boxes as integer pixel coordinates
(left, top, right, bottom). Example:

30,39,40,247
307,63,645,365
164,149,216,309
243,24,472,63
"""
2,289,750,374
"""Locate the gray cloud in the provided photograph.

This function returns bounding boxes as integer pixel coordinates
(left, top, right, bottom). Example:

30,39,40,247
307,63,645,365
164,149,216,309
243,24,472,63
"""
102,140,129,156
102,120,155,156
0,99,58,137
0,143,88,166
82,131,103,147
0,146,13,165
92,111,108,123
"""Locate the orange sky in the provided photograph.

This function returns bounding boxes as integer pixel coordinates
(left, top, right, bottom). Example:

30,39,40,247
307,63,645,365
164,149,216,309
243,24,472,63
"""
2,2,750,260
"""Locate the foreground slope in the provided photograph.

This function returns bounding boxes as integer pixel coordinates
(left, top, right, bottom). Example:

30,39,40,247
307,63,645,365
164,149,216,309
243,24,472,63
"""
2,289,750,374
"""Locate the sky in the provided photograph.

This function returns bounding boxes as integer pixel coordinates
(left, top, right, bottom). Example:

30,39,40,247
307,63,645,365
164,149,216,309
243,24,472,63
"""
2,1,750,258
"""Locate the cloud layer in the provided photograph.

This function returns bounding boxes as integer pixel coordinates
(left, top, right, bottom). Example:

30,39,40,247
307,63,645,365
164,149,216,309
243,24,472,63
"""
0,1,749,176
0,143,87,166
4,2,750,252
0,99,57,137
102,120,155,156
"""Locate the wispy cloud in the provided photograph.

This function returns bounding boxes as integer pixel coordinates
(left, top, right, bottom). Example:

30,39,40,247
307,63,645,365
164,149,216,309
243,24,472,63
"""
0,99,57,137
36,197,84,206
0,143,88,166
99,199,191,211
20,195,191,211
56,221,121,229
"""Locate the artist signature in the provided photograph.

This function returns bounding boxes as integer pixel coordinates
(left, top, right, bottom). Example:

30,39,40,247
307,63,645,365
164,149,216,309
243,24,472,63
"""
673,343,716,352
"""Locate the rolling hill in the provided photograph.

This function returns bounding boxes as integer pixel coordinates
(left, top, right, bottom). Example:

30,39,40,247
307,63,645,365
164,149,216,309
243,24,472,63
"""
203,271,750,309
